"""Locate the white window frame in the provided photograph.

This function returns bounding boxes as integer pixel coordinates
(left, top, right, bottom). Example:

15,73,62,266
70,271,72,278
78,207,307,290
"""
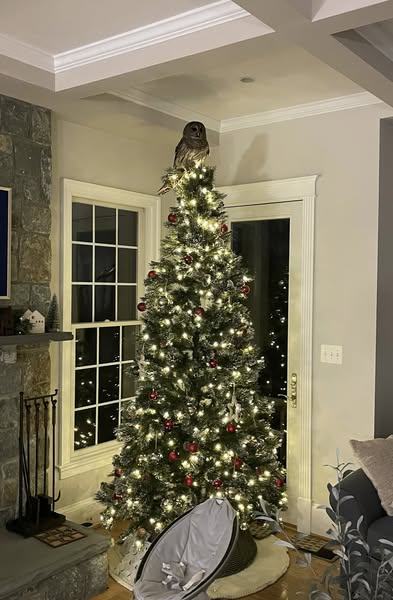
58,178,160,479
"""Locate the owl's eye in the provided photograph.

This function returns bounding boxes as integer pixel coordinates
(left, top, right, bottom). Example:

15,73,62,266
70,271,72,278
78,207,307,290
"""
192,126,197,132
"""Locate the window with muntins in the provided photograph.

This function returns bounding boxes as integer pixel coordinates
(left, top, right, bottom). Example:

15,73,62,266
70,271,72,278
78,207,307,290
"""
71,201,141,450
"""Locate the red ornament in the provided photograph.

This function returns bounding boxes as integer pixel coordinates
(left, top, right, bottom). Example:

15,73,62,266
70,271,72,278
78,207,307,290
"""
209,359,218,368
114,493,122,501
169,451,179,462
241,284,251,295
164,419,174,432
184,255,193,265
148,270,157,279
137,301,147,312
185,475,193,487
149,391,159,400
226,423,237,433
221,223,229,233
114,468,122,477
276,478,285,489
234,457,243,469
194,307,205,317
188,442,199,454
168,213,177,223
213,479,223,489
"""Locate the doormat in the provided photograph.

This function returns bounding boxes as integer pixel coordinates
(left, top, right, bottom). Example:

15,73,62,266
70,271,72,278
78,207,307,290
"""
293,534,337,562
35,525,87,548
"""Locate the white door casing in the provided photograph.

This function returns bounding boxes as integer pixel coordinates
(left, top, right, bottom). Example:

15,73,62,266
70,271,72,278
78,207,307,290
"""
220,176,317,533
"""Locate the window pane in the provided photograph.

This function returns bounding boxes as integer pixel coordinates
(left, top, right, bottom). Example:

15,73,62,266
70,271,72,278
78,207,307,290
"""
74,408,96,450
98,403,119,444
95,247,116,282
75,328,97,367
119,210,137,246
122,364,136,398
99,365,119,403
72,285,92,323
99,327,120,364
118,248,137,283
232,218,290,467
95,286,115,321
118,286,136,321
75,368,96,408
95,206,116,244
72,202,92,242
72,245,92,282
122,325,139,361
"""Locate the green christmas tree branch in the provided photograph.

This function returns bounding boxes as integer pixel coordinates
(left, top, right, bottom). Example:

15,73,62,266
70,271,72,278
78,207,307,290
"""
97,163,285,544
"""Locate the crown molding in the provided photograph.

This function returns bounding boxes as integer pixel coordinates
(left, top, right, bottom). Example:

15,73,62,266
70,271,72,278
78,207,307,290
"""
111,89,221,132
0,33,54,72
54,0,254,73
219,92,382,131
109,90,383,133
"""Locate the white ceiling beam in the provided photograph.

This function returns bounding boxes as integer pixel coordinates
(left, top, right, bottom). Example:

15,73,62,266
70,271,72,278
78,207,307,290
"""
233,0,311,29
287,25,393,105
311,1,393,34
236,0,393,32
312,0,393,22
0,54,55,91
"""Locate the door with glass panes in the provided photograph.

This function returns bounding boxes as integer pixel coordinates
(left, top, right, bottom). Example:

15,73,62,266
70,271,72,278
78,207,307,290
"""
71,201,142,451
227,201,302,527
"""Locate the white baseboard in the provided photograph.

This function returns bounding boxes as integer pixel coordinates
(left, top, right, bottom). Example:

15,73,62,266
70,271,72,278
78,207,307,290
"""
59,496,103,525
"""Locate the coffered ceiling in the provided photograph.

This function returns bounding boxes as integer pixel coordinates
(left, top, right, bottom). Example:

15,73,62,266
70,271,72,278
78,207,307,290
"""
1,0,393,138
0,0,218,54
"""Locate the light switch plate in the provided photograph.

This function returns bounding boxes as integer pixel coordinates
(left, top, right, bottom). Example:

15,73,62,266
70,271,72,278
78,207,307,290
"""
321,344,343,364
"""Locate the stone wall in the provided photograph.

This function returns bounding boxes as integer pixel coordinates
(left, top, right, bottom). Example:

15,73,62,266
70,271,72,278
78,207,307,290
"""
0,94,52,525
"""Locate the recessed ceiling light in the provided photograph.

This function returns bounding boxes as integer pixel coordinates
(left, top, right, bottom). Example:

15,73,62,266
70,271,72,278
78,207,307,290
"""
240,76,255,84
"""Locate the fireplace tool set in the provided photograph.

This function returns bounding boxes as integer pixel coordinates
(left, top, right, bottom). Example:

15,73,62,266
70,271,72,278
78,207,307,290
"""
7,389,65,537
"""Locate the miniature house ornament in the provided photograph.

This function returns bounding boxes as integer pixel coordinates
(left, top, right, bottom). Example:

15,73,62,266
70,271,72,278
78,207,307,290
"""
22,309,45,334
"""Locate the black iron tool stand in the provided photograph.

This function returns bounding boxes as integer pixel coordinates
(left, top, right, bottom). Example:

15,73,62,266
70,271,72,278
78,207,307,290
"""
7,390,65,537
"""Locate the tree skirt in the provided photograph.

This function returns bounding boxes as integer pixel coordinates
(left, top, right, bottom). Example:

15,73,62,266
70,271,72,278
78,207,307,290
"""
109,534,289,598
108,533,151,591
208,536,289,599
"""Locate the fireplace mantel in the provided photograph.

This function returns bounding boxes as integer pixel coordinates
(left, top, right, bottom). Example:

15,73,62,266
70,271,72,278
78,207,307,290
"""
0,332,73,346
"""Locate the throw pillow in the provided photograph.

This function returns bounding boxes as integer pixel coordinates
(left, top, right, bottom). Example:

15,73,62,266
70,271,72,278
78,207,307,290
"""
350,436,393,516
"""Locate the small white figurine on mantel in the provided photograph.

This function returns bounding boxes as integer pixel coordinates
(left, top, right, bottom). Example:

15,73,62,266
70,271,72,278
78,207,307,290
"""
22,309,45,334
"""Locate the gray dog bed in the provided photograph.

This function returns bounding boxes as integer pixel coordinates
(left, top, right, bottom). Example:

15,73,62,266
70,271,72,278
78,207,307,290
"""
134,498,239,600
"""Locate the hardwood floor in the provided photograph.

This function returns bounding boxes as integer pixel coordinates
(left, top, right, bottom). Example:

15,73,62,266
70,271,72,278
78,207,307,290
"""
94,530,339,600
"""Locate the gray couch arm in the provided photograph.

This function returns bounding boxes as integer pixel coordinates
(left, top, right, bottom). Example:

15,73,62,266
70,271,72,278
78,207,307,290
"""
329,469,386,533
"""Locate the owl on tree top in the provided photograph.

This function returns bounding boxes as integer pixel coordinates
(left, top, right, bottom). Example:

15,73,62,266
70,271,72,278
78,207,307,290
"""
97,133,285,543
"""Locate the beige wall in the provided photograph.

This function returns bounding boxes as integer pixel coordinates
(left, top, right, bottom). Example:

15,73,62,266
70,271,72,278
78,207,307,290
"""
50,106,393,530
215,104,393,533
50,118,171,519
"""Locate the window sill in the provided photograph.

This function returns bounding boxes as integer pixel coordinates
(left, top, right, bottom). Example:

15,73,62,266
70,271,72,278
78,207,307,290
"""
57,440,120,479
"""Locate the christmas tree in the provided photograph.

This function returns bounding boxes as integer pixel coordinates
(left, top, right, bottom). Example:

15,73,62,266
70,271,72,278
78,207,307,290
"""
46,293,60,332
97,162,286,544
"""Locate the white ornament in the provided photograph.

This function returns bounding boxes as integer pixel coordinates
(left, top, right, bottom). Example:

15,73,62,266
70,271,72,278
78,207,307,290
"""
227,385,241,423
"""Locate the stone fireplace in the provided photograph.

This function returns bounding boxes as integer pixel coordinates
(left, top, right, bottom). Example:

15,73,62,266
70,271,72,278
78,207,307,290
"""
0,93,52,527
0,94,109,600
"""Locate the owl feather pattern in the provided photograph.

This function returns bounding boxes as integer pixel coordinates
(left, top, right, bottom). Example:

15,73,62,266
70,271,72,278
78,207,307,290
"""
158,121,209,195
